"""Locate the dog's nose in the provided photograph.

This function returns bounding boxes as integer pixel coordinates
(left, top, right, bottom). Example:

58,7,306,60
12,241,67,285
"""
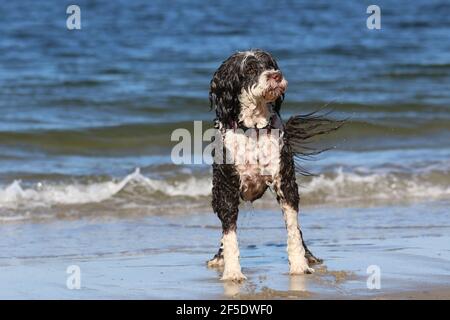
269,71,283,82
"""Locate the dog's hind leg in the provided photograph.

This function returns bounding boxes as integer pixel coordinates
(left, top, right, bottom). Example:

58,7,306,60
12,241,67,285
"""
210,164,246,281
301,229,323,265
207,240,224,267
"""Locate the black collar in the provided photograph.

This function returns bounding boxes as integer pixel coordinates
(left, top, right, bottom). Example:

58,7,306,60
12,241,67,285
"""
228,113,283,131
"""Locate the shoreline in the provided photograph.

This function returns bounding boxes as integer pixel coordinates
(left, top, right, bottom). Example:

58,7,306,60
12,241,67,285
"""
0,202,449,299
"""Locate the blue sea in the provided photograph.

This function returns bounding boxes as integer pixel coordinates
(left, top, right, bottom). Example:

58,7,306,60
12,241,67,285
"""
0,0,449,221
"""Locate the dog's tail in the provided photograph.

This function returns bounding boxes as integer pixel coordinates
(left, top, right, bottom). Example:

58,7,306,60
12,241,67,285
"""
284,109,344,176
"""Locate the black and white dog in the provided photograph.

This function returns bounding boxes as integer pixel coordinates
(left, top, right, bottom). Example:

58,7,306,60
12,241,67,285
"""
207,49,334,281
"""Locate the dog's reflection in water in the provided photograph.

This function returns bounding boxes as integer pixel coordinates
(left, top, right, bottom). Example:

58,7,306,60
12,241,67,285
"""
222,279,244,297
289,275,307,292
218,274,308,298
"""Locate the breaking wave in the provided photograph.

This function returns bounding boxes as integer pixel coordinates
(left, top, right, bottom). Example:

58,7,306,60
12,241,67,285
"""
0,168,212,210
0,166,449,221
300,167,450,204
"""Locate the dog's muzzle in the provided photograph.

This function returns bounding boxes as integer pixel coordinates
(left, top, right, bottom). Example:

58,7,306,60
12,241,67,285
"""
263,70,288,101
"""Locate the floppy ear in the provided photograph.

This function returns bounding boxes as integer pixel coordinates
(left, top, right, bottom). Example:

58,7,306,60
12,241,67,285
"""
209,57,242,128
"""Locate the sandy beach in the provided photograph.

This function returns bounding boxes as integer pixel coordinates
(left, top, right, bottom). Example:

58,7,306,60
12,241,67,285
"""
1,200,448,299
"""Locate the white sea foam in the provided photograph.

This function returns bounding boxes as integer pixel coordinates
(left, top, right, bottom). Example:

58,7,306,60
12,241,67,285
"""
301,167,450,203
137,172,212,197
0,167,449,211
0,168,212,210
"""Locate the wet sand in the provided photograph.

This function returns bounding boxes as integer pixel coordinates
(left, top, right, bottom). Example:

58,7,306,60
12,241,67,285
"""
0,201,449,299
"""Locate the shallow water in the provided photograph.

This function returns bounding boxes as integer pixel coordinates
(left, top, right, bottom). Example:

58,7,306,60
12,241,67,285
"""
0,204,448,299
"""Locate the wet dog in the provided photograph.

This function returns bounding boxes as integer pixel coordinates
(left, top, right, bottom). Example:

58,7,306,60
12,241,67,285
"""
207,49,336,281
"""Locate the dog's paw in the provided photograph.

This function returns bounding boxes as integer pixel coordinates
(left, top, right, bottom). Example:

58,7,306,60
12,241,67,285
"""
221,270,247,282
207,256,224,268
306,255,323,265
305,251,323,265
289,261,315,275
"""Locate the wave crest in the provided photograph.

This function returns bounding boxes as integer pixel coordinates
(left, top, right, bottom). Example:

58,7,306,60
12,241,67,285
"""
0,167,449,217
0,168,212,210
301,168,450,204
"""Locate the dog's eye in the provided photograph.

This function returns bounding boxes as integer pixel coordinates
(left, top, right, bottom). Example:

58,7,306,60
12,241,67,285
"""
244,65,258,77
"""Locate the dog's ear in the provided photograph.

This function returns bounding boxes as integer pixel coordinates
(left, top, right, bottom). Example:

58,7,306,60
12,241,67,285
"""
209,56,242,127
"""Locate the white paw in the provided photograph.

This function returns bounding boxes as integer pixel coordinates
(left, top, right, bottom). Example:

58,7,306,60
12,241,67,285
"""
221,269,247,282
289,260,314,275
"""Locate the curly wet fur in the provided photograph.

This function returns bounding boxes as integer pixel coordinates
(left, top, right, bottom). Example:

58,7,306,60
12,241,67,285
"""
208,49,338,280
209,50,284,129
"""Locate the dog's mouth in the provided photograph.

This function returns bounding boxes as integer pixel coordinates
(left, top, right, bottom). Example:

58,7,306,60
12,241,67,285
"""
263,71,288,102
263,84,287,101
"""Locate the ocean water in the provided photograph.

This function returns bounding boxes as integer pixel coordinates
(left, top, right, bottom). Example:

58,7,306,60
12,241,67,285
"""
0,0,449,221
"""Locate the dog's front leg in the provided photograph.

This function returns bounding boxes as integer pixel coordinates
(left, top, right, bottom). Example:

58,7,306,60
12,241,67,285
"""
220,225,246,281
280,202,314,274
211,164,246,282
274,149,314,274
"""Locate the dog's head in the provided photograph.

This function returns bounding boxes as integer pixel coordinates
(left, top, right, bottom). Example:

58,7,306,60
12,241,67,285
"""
209,50,287,128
